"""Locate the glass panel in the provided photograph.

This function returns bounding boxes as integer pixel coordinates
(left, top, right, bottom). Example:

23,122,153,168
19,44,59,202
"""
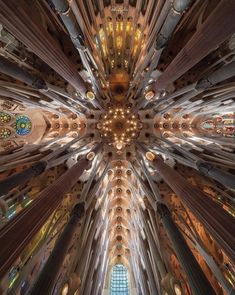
110,264,129,295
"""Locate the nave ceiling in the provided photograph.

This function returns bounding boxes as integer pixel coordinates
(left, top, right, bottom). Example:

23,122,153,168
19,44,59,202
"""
0,1,235,295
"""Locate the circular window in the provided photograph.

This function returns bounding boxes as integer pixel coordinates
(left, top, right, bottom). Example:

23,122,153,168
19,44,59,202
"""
154,123,160,129
0,127,12,139
116,235,122,241
72,123,78,129
163,122,170,129
116,169,122,176
53,114,59,119
116,206,122,213
116,225,122,231
181,123,188,129
126,170,132,176
15,115,32,136
117,216,122,222
163,113,170,119
117,179,122,185
0,112,12,124
172,122,178,129
116,188,122,194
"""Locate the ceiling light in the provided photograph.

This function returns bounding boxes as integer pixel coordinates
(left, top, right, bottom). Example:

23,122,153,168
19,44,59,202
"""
86,91,95,100
87,151,95,160
98,107,141,151
145,90,155,101
146,151,156,161
116,143,123,150
61,283,69,295
174,284,182,295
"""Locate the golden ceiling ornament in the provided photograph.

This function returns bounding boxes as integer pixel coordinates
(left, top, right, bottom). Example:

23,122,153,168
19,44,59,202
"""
145,151,156,161
145,90,155,101
109,71,130,101
98,107,142,151
86,91,95,101
86,151,95,161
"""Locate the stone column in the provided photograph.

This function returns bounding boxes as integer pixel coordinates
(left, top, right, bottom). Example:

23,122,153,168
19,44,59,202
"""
0,56,47,90
150,156,235,265
156,0,192,49
139,237,160,295
0,56,85,114
196,161,235,190
139,263,150,295
154,0,235,91
0,157,91,278
91,238,109,295
82,239,100,295
141,210,167,278
0,161,47,196
75,209,101,277
153,135,235,189
0,136,87,196
157,203,216,295
0,0,87,95
28,202,85,295
196,61,235,90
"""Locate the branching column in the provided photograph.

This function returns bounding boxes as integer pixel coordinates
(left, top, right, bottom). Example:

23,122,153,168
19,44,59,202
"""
154,0,235,91
0,0,87,94
141,209,168,276
157,203,216,295
151,157,235,264
75,209,101,277
28,202,86,295
196,161,235,190
0,157,91,278
138,235,159,295
0,56,47,89
0,161,47,196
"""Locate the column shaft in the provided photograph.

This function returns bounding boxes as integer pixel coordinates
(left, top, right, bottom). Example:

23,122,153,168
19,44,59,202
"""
154,0,235,91
152,158,235,264
0,161,47,196
141,210,167,278
0,0,87,94
196,61,235,90
0,158,90,278
196,161,235,189
0,56,47,89
157,203,216,295
28,203,85,294
140,238,160,295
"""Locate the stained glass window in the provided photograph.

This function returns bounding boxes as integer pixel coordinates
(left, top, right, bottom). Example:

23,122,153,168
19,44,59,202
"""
0,127,12,139
110,264,129,295
15,115,32,136
0,112,12,124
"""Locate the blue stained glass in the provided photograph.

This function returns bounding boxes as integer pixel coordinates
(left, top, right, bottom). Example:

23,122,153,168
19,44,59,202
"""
15,115,32,136
110,264,129,295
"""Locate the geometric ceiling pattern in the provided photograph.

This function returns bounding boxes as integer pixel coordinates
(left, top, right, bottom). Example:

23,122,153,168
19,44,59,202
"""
0,1,234,295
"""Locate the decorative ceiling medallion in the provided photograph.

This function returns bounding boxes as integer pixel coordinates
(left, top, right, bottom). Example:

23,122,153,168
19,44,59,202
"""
98,107,142,151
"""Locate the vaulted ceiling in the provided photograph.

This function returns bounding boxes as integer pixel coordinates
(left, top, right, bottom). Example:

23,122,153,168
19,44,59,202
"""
0,1,235,295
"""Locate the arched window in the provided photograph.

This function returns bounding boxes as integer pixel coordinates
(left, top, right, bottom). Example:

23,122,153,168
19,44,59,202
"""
110,264,129,294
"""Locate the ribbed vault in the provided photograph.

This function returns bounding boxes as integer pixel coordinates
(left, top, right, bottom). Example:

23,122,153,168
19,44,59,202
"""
0,1,235,295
